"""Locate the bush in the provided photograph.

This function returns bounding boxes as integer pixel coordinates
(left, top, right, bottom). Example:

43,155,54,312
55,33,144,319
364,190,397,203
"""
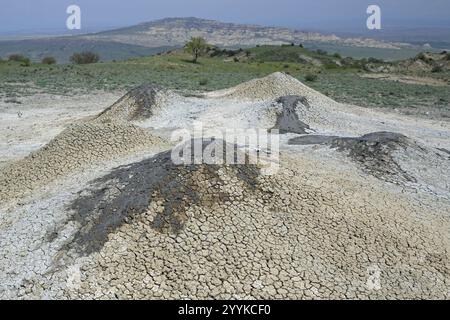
199,79,208,86
446,53,450,61
333,53,342,59
41,56,56,65
415,52,431,63
368,57,384,63
324,63,339,70
298,43,304,48
8,54,28,62
305,73,318,82
316,49,327,55
21,58,31,67
431,65,443,73
70,51,100,64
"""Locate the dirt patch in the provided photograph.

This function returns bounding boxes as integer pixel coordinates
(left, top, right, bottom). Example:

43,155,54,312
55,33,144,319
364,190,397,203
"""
360,73,449,87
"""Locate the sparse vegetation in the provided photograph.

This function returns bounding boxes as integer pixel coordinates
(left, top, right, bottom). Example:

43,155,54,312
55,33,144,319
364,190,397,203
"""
70,51,100,64
0,45,448,117
20,57,31,67
185,37,209,63
8,54,27,62
368,57,384,63
305,73,318,82
42,56,56,65
431,65,443,73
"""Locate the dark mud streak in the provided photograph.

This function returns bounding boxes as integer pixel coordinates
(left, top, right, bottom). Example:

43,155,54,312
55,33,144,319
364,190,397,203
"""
289,132,417,183
64,139,262,256
271,95,311,134
288,135,338,145
437,148,450,158
96,84,160,121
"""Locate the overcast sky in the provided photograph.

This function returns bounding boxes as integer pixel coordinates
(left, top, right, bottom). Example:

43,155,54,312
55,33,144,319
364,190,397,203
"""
0,0,449,34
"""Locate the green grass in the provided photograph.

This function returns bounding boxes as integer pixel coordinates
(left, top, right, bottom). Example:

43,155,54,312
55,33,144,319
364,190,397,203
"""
1,47,449,116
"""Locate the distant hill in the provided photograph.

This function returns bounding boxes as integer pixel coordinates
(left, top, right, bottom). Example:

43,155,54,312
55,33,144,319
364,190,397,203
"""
0,17,432,63
82,17,408,50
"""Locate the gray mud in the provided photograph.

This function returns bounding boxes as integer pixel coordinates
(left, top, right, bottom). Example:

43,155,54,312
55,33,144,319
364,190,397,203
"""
271,95,311,134
96,84,163,122
290,132,416,183
63,139,261,256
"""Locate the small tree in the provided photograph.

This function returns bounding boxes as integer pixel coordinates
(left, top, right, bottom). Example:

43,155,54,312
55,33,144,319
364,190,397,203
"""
70,51,100,64
20,57,31,67
305,73,318,82
185,37,208,63
8,54,28,62
42,56,56,65
431,65,443,73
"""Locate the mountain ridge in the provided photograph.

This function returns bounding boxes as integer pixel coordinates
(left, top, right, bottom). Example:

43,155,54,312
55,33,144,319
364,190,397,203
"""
80,17,409,50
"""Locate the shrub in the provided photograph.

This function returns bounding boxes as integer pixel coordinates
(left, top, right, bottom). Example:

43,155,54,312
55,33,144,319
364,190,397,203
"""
20,57,31,67
324,63,339,70
446,53,450,61
368,57,384,63
70,51,100,64
41,56,56,64
8,54,28,62
298,43,304,48
316,49,327,55
333,53,342,59
199,79,208,86
305,73,318,82
431,65,443,73
415,52,431,63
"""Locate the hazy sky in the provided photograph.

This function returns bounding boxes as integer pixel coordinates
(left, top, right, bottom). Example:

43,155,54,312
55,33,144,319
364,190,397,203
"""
0,0,449,34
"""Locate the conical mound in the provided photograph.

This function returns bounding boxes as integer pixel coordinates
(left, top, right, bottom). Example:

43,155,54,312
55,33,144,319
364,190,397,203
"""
289,131,450,193
205,72,339,107
95,84,179,123
47,146,450,300
0,122,165,201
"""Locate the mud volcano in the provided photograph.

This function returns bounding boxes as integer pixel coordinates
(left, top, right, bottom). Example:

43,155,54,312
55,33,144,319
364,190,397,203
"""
46,142,449,300
96,84,176,123
289,132,419,183
0,122,163,201
271,96,311,134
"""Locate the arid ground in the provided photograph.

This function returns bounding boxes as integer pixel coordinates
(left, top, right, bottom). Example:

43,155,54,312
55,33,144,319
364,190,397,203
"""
0,70,449,299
